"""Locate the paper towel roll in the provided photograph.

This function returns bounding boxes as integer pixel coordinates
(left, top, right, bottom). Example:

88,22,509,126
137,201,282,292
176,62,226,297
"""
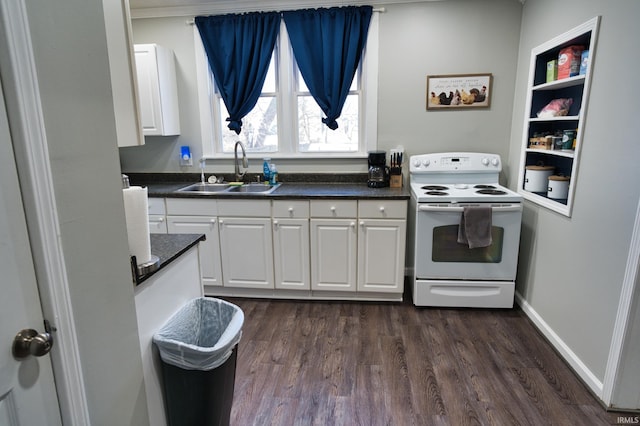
123,186,152,264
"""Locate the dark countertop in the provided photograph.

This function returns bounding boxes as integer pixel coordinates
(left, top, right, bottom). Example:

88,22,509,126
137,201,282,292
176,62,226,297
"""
126,173,410,200
135,233,206,285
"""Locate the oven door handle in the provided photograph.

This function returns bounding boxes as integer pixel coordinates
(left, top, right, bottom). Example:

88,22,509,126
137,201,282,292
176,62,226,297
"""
418,204,522,213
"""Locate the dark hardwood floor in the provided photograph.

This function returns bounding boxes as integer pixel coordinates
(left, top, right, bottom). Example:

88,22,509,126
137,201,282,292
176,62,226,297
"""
223,295,623,425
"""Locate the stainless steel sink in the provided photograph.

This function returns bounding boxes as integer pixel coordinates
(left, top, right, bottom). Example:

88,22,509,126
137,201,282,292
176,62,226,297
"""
225,183,281,194
177,182,281,195
177,183,231,194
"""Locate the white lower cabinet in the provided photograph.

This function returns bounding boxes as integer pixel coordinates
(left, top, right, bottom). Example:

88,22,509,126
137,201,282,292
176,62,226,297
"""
155,196,407,300
218,200,274,289
310,200,359,292
310,218,357,291
148,215,167,234
272,201,310,290
357,200,407,293
357,219,406,292
148,197,167,234
166,199,222,288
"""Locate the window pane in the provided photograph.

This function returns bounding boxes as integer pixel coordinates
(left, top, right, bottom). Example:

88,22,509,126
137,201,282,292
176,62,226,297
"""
296,69,358,92
262,54,276,93
298,94,358,152
220,97,278,153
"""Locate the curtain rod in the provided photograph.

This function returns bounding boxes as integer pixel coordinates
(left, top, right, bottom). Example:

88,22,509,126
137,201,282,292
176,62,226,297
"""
186,7,385,25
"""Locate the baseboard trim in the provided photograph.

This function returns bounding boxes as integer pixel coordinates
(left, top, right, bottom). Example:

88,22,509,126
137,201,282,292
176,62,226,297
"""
515,291,604,400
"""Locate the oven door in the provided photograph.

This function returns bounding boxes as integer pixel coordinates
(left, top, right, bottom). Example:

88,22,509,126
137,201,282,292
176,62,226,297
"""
415,203,522,280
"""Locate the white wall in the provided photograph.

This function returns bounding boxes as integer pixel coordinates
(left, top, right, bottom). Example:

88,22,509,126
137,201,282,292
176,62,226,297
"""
23,0,149,424
508,0,640,392
119,0,523,179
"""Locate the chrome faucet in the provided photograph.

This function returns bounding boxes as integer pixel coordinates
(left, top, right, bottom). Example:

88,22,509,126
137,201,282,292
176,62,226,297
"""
234,141,248,182
199,158,206,184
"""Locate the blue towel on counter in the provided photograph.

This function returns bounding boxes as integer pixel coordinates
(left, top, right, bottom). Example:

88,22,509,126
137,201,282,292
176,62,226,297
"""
457,206,493,248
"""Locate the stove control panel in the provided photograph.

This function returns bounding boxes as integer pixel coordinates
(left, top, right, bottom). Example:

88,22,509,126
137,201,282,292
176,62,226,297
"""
410,152,501,174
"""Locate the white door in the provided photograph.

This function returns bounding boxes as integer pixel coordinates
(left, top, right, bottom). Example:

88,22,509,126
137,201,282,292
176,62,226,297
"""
357,219,406,293
273,218,310,290
310,219,357,292
0,81,62,425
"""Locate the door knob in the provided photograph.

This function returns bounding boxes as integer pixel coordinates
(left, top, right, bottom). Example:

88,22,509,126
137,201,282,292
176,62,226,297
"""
12,328,54,359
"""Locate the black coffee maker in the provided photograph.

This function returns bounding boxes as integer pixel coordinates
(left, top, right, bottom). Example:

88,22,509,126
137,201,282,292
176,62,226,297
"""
367,150,389,188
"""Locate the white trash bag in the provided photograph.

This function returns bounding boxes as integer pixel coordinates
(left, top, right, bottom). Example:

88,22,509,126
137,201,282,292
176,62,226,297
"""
153,297,244,371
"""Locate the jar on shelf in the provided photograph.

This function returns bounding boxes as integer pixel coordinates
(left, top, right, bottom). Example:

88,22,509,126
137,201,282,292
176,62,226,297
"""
547,175,570,199
524,165,555,192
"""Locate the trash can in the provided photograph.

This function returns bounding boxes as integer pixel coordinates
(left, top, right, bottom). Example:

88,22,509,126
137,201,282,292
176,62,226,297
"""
153,297,244,426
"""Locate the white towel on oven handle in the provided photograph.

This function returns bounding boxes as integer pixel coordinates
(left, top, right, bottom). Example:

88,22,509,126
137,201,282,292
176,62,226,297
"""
457,206,493,248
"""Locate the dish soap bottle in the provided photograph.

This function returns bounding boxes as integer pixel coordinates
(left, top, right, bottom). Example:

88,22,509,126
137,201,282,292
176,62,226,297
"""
269,163,278,185
262,157,271,184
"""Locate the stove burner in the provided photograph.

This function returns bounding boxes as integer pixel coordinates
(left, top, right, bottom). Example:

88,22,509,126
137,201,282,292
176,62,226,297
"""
476,189,507,195
422,185,448,191
474,184,496,189
425,191,448,196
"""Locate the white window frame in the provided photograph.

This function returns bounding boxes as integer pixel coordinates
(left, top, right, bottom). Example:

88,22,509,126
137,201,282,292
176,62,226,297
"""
194,14,378,159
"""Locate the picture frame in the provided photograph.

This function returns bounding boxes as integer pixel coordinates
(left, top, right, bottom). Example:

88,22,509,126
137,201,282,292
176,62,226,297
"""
426,73,493,110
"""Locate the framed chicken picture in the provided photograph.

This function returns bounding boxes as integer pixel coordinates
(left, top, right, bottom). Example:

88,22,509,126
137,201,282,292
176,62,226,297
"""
426,73,492,110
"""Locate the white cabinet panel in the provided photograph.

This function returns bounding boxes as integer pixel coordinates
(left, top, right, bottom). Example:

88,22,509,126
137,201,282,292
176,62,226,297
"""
166,198,217,216
358,200,407,219
310,200,357,218
148,214,167,234
167,215,222,287
310,219,357,292
134,44,180,136
219,217,274,289
273,218,310,290
272,200,309,218
104,0,144,147
357,219,406,293
148,197,166,215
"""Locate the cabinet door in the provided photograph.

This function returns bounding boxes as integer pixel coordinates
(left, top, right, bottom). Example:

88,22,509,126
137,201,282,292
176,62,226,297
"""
273,218,310,290
148,214,167,234
357,219,406,293
219,217,274,289
134,44,180,136
310,219,357,292
167,215,222,288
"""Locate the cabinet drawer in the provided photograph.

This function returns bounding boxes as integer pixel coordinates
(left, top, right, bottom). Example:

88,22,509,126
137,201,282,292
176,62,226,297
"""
148,197,166,215
272,200,310,218
358,200,407,219
311,200,357,218
166,198,218,216
218,199,271,217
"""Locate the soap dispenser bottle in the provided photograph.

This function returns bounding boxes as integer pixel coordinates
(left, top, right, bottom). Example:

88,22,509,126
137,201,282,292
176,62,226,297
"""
269,163,278,185
263,157,271,184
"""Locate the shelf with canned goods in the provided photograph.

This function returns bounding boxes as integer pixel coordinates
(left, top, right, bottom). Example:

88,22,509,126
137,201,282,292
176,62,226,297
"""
517,16,599,217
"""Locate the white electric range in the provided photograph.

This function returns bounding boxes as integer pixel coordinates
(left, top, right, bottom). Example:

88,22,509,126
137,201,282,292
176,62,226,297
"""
409,152,523,308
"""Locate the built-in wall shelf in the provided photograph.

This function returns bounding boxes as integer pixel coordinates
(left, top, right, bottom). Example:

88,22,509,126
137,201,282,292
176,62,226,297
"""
517,16,600,216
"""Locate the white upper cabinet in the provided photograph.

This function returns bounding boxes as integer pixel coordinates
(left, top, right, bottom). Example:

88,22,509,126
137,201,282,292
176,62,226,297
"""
134,44,180,136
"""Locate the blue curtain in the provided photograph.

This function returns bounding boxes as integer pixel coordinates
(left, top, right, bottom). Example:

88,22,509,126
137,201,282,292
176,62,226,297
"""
283,6,372,130
195,12,281,134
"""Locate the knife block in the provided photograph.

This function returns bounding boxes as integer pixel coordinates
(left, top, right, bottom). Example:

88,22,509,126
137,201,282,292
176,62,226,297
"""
390,167,402,188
